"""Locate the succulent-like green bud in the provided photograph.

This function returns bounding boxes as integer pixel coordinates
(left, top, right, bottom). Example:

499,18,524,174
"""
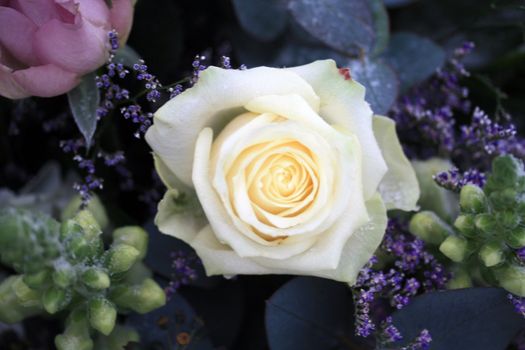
439,235,469,262
62,195,109,231
60,219,84,240
94,325,140,349
23,270,51,289
52,260,76,288
0,276,43,323
73,210,102,239
112,278,166,314
81,268,110,290
495,264,525,297
55,309,94,350
409,211,453,245
474,213,497,234
105,244,140,274
459,184,487,213
454,214,476,238
447,267,472,290
496,210,520,229
88,298,117,336
479,242,505,267
42,287,71,314
506,227,525,249
490,189,518,210
112,226,149,259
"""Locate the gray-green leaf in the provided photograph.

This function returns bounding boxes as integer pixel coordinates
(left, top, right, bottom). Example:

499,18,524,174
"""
67,72,100,148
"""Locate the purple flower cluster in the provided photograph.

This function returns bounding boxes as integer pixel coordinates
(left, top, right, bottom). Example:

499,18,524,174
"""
191,54,208,85
509,294,525,318
353,220,448,343
433,167,486,192
402,329,432,350
165,250,201,300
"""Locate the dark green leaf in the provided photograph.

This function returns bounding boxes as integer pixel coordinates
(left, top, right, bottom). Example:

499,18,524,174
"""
112,45,141,68
265,277,361,350
382,32,445,91
232,0,288,42
288,0,375,55
67,72,100,148
348,58,399,114
391,288,525,350
370,0,390,56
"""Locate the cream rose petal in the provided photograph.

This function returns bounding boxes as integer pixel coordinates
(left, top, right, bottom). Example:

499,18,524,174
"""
145,66,321,188
190,195,385,283
286,60,388,200
192,127,319,259
373,115,420,211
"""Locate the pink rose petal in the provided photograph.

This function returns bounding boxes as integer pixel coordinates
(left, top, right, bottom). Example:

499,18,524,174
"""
9,0,59,26
33,16,108,74
109,0,134,43
0,63,29,99
0,6,39,66
11,64,79,97
73,0,110,27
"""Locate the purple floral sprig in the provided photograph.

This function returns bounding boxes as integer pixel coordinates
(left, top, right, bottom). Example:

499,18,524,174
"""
433,167,486,193
165,250,201,300
352,220,448,348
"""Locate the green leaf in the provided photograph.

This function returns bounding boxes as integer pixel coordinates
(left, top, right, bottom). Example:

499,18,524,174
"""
348,58,399,114
67,72,100,148
265,277,360,350
112,45,141,68
391,288,525,350
382,32,445,91
370,0,390,56
232,0,288,42
288,0,375,55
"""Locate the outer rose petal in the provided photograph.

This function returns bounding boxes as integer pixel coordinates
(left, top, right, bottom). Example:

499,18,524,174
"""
11,64,79,97
9,0,58,26
0,6,39,66
109,0,134,43
287,60,388,200
145,66,320,188
373,115,420,211
0,64,29,99
33,17,108,75
75,0,111,27
189,194,386,284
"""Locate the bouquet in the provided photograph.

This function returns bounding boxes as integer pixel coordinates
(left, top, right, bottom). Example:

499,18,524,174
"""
1,0,524,349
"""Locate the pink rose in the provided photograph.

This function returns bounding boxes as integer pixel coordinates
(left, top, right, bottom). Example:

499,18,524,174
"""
0,0,134,99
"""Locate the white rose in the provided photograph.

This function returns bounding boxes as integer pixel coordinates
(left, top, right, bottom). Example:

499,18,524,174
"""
146,60,419,284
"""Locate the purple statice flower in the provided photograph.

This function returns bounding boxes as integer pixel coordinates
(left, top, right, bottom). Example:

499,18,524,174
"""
402,329,432,350
165,250,201,300
353,219,448,342
108,30,119,52
220,56,232,69
133,60,162,103
120,104,153,138
379,317,403,344
191,54,208,85
168,84,184,99
433,167,486,192
509,294,525,318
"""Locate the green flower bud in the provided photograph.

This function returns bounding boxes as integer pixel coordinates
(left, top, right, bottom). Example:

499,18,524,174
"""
112,278,166,314
439,235,469,262
490,189,518,210
55,309,93,350
460,184,487,213
409,211,452,245
0,276,42,323
94,325,140,349
447,267,472,290
479,242,505,267
66,235,104,261
62,195,109,231
495,264,525,297
454,214,477,238
506,227,525,249
105,244,140,274
0,209,21,247
60,219,83,241
113,226,149,259
42,287,71,314
81,268,110,290
12,276,41,307
88,298,117,336
496,210,520,229
474,213,497,234
73,210,102,239
23,270,51,289
52,261,76,288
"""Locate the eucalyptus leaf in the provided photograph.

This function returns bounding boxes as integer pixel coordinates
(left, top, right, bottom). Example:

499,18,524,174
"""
390,288,525,350
288,0,375,55
112,45,141,68
265,277,361,350
382,32,445,91
232,0,288,42
127,282,214,350
348,58,399,114
67,72,100,148
370,0,390,56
